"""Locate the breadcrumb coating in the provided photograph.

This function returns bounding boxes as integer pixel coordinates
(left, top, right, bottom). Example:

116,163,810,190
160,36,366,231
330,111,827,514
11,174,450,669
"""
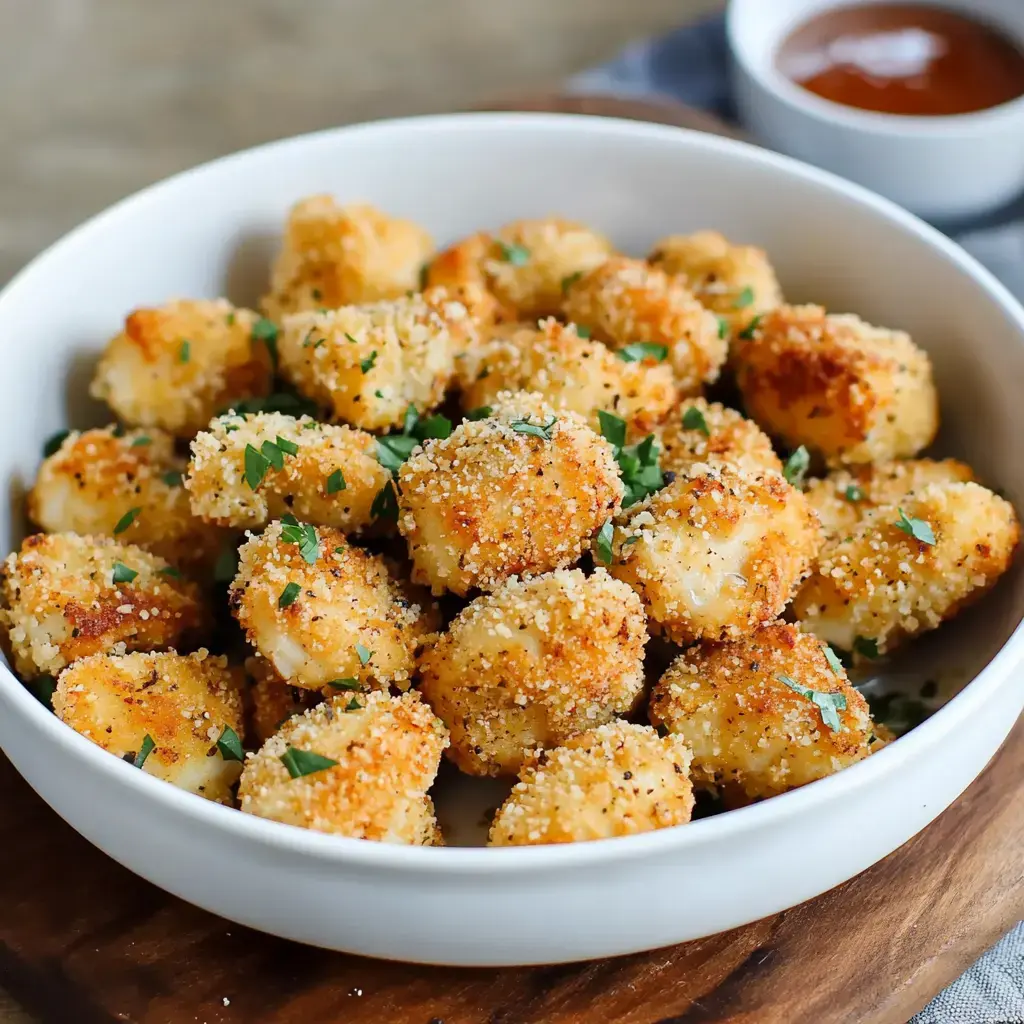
277,287,473,431
647,230,783,334
806,458,975,543
1,533,205,678
417,568,647,776
657,398,783,478
29,426,225,574
53,649,245,803
605,464,820,645
398,391,624,596
229,522,433,691
262,196,434,318
793,482,1019,656
733,304,938,465
457,317,677,435
89,299,273,438
650,622,872,803
238,690,448,843
488,721,694,846
245,655,323,745
186,412,389,532
562,256,727,394
426,218,612,321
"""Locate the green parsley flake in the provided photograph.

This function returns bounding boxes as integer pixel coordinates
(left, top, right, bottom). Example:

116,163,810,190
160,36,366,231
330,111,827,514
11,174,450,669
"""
217,725,244,762
466,406,492,421
597,410,627,450
575,325,591,339
279,746,338,778
371,481,399,523
275,435,299,456
280,515,319,564
326,469,346,494
377,434,419,474
738,315,763,340
278,581,301,609
252,318,279,367
327,678,363,691
360,351,378,374
244,443,271,490
178,340,191,363
854,636,880,660
42,430,70,458
157,565,183,580
161,470,183,487
778,674,847,732
595,520,615,565
355,643,373,666
561,271,583,294
130,436,152,447
617,342,669,363
783,446,810,487
496,241,530,266
510,417,558,441
716,316,728,340
260,439,285,470
113,507,141,535
682,406,710,437
845,484,865,502
132,734,156,769
732,286,755,309
894,507,936,545
343,697,362,712
822,645,845,675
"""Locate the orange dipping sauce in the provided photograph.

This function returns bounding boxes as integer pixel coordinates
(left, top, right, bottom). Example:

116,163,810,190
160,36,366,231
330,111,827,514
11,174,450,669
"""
777,3,1024,116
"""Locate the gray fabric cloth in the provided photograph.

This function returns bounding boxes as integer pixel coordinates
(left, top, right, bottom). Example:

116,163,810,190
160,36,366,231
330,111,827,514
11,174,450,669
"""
571,14,1024,1024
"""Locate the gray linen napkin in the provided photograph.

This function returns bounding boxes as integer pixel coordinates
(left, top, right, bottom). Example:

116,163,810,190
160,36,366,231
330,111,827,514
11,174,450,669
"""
570,14,1024,1024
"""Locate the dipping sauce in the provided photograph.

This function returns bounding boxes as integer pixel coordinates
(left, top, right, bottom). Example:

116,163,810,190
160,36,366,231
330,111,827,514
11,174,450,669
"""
777,3,1024,116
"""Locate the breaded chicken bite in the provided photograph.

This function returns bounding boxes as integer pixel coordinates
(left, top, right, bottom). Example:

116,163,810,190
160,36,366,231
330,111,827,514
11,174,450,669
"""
1,533,204,678
53,649,245,803
277,287,473,431
398,392,623,596
229,522,433,691
238,690,448,843
650,623,872,803
28,426,225,575
425,218,612,321
245,655,323,745
806,458,975,542
562,257,727,394
657,398,783,478
793,482,1019,657
186,412,389,532
418,569,647,776
90,299,274,438
647,230,783,334
603,464,820,645
262,196,434,318
733,305,938,465
488,722,694,846
457,317,677,435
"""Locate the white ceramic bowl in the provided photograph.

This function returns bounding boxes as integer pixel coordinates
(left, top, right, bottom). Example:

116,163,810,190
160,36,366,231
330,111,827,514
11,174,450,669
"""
728,0,1024,221
1,113,1023,966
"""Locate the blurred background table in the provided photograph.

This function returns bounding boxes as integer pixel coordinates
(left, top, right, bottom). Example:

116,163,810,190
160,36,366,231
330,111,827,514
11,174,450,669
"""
0,2,721,1022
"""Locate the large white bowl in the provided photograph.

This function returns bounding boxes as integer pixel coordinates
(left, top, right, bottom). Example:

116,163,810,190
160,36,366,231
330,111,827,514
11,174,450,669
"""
1,113,1023,967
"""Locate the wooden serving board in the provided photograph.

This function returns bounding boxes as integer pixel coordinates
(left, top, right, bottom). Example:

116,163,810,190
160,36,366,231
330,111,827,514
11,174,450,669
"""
1,95,1022,1024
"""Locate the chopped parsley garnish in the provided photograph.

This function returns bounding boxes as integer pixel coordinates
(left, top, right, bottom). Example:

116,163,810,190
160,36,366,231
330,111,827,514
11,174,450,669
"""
598,411,664,506
360,350,378,374
302,329,324,349
738,315,763,340
260,439,285,470
822,644,845,675
42,430,70,458
113,507,141,535
419,264,430,290
275,435,299,456
376,436,419,474
244,444,271,489
778,674,846,732
278,581,301,609
732,286,755,309
225,391,319,418
327,678,362,691
595,520,615,565
895,508,936,545
465,406,493,421
782,446,810,488
326,469,346,495
162,470,183,487
279,515,319,564
344,332,359,345
226,312,236,326
252,318,279,367
157,565,183,580
617,342,669,363
130,435,152,447
279,746,338,778
213,544,239,584
496,241,530,265
867,691,929,735
343,697,362,712
716,316,728,340
371,481,399,523
682,405,710,437
216,725,244,762
510,416,558,441
845,484,865,502
355,643,373,666
178,340,191,364
854,636,880,660
561,271,583,294
27,675,56,709
575,325,592,339
132,735,156,769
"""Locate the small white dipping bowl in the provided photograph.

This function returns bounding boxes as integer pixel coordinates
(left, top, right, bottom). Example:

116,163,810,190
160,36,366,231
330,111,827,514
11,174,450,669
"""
728,0,1024,221
1,113,1023,966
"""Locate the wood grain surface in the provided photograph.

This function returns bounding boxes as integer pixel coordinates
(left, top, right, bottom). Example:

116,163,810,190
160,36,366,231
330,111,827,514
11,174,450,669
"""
0,95,1021,1024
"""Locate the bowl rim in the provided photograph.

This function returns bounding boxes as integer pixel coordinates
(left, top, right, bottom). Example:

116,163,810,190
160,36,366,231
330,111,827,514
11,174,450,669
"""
725,0,1024,136
2,109,1023,874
